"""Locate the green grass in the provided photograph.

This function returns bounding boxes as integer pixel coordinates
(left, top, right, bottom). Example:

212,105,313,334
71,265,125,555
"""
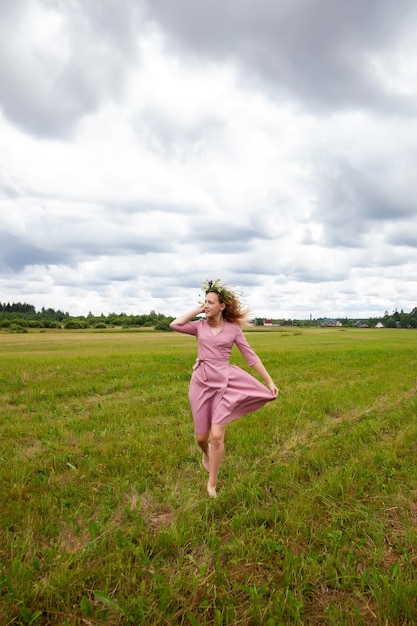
1,327,417,625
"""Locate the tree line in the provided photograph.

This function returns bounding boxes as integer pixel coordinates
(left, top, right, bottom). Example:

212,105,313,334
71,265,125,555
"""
248,308,417,329
0,303,174,332
1,302,416,333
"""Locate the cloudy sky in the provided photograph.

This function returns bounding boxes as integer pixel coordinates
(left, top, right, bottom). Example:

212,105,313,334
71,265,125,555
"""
1,0,417,319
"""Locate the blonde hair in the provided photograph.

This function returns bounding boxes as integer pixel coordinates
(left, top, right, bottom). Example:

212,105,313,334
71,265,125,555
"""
211,290,249,326
203,279,250,326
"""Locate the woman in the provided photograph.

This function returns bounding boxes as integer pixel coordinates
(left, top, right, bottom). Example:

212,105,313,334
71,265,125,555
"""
170,279,279,498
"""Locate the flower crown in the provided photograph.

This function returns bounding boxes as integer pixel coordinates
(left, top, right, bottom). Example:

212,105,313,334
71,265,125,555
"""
202,278,234,303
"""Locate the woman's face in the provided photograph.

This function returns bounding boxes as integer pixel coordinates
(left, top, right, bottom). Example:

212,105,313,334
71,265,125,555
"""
204,291,225,320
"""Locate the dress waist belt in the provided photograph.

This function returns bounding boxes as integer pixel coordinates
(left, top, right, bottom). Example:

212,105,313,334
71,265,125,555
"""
192,357,226,380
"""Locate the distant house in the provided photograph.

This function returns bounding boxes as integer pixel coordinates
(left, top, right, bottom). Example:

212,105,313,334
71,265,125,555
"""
375,322,384,328
355,321,369,328
321,318,342,327
263,319,273,326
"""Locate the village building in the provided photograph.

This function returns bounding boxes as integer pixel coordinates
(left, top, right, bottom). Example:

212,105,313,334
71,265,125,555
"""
321,318,343,327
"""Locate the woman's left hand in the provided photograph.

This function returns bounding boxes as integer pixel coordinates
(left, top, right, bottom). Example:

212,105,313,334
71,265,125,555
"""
268,382,279,397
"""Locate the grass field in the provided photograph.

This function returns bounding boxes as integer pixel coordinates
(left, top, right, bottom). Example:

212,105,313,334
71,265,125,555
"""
1,327,417,625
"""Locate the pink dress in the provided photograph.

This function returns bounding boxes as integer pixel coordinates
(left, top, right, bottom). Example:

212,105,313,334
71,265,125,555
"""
171,319,275,433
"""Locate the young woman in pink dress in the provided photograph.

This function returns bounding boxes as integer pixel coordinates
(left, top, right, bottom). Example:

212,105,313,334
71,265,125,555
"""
170,279,279,498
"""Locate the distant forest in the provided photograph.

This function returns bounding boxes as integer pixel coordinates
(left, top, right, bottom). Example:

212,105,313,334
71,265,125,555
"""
1,302,416,332
0,302,173,331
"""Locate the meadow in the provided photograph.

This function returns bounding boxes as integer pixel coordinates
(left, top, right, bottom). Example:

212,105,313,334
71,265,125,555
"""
0,326,417,625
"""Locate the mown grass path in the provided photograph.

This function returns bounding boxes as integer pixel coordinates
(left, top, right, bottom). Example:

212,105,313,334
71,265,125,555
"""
1,328,417,625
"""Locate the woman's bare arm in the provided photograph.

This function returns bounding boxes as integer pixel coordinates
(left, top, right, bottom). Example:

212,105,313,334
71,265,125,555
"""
170,305,205,327
252,360,279,397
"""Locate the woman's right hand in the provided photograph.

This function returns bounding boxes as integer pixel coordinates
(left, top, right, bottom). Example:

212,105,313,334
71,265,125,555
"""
170,304,206,327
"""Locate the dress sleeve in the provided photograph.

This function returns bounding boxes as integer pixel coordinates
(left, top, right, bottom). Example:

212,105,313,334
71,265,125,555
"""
234,327,261,366
170,320,199,336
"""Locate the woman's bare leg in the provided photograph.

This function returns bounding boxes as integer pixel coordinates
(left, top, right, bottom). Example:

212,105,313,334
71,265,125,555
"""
195,432,210,471
207,424,226,497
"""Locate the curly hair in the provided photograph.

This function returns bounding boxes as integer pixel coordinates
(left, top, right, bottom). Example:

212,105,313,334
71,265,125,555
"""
203,279,249,326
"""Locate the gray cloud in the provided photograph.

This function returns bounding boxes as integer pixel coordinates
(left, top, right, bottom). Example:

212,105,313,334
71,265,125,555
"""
0,207,176,273
142,0,417,114
187,216,279,254
291,263,348,284
386,226,417,248
134,105,226,158
0,231,69,271
0,0,142,137
313,159,417,248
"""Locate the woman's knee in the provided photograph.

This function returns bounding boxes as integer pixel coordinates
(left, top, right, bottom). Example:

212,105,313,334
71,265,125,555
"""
210,425,225,446
195,432,210,446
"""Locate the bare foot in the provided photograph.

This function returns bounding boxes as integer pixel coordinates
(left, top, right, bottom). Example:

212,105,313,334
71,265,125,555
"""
202,443,210,472
207,484,217,498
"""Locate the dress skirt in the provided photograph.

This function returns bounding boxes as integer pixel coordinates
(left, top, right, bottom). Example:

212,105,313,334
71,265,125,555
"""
170,318,276,433
189,362,274,433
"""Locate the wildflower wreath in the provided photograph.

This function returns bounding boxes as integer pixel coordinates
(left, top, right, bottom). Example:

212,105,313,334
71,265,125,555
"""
201,278,249,323
202,278,234,303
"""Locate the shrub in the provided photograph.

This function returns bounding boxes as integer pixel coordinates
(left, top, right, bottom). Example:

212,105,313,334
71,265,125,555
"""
64,320,86,329
154,321,171,331
8,323,28,333
11,317,28,327
28,320,43,328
